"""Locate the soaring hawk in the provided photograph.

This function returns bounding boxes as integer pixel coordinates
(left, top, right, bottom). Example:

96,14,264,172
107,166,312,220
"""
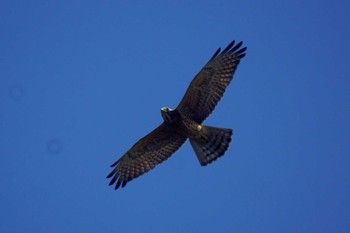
107,39,247,190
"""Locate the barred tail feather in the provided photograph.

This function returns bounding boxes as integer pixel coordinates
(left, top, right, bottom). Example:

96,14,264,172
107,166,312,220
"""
189,125,233,166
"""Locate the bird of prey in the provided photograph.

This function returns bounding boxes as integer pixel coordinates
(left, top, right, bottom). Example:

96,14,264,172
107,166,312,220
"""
107,39,247,190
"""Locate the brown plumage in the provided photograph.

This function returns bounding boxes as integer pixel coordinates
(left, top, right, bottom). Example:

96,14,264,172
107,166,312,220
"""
107,39,247,190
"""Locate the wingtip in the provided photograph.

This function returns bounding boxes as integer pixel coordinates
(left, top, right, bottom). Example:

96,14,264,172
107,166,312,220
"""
237,48,247,59
207,39,247,64
221,40,236,54
108,179,115,186
233,41,243,50
110,158,121,167
115,179,122,190
106,172,114,179
208,48,221,62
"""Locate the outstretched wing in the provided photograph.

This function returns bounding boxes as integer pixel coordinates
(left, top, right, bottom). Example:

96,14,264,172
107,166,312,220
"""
176,40,247,123
107,123,187,190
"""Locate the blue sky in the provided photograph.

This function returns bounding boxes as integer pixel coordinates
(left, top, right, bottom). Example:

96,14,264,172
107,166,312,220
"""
1,0,350,232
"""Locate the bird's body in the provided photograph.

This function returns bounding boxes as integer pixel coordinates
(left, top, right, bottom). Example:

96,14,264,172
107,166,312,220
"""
160,108,232,160
107,39,247,190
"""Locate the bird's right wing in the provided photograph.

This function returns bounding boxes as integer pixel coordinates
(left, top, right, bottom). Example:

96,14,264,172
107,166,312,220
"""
107,123,187,190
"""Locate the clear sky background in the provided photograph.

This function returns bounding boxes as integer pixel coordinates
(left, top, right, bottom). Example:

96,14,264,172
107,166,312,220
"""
1,0,349,232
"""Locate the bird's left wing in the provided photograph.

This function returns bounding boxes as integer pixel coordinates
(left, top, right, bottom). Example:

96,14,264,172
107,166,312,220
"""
107,122,187,190
176,40,246,123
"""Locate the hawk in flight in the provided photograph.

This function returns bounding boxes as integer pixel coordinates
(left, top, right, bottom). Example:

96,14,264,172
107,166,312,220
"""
107,39,247,190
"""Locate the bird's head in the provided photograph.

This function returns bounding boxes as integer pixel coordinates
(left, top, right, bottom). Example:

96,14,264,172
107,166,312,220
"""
161,107,177,123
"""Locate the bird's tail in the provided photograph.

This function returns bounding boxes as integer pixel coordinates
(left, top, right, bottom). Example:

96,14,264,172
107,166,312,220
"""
189,125,233,166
